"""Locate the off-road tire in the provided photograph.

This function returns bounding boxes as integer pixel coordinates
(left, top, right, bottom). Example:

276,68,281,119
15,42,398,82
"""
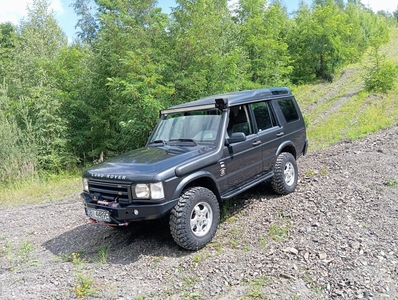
271,152,298,195
169,187,220,251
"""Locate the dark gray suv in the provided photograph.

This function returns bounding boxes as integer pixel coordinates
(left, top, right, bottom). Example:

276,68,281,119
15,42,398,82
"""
81,87,308,250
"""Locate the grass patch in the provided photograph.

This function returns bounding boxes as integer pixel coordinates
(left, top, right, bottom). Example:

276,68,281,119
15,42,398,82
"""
0,173,81,208
74,271,96,298
259,236,267,249
385,178,398,187
97,245,110,264
305,167,328,177
268,223,291,242
2,241,40,270
59,250,87,265
305,87,398,150
242,276,270,300
268,211,292,242
62,249,100,298
307,91,368,149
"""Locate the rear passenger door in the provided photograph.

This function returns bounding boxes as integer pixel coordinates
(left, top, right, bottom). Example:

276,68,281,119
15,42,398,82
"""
251,101,284,172
273,97,306,153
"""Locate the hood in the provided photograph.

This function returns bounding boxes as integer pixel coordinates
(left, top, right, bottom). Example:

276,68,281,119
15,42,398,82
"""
83,145,216,182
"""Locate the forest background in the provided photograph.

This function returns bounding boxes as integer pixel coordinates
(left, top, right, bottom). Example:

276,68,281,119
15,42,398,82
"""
0,0,398,189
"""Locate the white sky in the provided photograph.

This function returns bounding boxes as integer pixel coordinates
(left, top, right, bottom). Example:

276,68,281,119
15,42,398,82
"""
362,0,397,13
0,0,396,42
0,0,64,24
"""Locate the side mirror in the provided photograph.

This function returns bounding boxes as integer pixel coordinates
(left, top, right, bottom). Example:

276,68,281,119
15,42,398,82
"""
227,132,246,144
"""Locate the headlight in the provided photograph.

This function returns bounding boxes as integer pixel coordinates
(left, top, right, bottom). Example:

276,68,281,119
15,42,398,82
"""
135,184,150,199
135,182,164,200
82,178,89,192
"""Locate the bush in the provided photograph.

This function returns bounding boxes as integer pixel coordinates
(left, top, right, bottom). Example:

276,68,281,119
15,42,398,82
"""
365,59,398,93
0,81,38,184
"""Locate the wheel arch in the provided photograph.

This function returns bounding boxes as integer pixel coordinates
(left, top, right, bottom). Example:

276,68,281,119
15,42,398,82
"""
275,141,297,159
172,171,221,203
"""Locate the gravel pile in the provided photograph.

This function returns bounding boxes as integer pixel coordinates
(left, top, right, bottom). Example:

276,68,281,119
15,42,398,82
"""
1,125,397,299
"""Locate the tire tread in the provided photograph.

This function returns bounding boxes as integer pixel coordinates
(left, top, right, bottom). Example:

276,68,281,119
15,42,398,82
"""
169,187,219,251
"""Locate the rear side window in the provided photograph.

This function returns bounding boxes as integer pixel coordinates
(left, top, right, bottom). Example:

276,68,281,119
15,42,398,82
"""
251,101,277,131
278,98,299,123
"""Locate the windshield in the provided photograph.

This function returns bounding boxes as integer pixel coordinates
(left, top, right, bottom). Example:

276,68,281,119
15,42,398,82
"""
148,109,222,144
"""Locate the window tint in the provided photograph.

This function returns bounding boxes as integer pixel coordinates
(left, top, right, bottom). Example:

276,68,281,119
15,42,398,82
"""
251,101,277,131
278,98,299,123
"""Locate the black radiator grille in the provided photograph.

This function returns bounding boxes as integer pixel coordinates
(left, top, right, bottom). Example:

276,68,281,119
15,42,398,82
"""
88,180,132,204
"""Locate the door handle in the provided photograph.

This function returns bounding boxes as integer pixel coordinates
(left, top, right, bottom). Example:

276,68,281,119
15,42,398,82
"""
252,140,262,146
276,132,284,137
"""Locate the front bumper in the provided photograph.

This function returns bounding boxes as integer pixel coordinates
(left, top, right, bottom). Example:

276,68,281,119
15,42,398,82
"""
81,192,179,225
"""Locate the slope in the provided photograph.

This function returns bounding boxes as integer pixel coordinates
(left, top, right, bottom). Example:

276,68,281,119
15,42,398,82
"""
293,27,398,150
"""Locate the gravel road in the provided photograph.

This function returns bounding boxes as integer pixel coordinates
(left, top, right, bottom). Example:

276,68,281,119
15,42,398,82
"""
1,125,397,300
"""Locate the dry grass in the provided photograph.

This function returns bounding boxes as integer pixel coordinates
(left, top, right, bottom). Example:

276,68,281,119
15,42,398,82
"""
0,174,80,208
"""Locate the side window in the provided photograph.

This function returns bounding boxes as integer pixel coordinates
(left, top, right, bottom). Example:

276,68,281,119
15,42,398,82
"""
278,98,299,123
251,101,277,131
227,105,253,136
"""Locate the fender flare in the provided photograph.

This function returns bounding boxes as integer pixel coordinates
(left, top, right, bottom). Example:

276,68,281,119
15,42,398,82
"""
171,170,220,200
275,140,297,158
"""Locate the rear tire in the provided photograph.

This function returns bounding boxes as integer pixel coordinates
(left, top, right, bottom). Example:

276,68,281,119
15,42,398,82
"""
271,152,298,195
169,187,220,251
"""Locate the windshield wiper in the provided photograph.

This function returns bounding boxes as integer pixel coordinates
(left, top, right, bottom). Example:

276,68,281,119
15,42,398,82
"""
148,140,167,146
168,138,198,146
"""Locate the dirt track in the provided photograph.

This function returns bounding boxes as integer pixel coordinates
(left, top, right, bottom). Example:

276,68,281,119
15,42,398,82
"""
1,125,397,299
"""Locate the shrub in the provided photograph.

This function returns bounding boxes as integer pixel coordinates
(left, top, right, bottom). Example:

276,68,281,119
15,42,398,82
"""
365,59,398,93
0,80,38,184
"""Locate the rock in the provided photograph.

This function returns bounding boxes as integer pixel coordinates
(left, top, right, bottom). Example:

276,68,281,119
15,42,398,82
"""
283,247,299,255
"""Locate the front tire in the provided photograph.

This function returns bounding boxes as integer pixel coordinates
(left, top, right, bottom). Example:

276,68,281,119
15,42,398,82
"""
170,187,220,251
271,152,298,195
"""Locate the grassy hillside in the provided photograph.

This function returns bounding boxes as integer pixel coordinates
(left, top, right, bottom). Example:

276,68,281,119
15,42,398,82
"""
293,27,398,150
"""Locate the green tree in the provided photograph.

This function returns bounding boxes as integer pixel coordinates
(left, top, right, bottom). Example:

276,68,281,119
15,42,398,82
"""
72,0,98,45
0,80,37,184
288,0,390,83
308,0,351,80
51,45,94,164
394,6,398,22
0,23,17,76
365,53,397,93
80,0,172,156
288,1,317,83
6,0,71,172
364,14,394,93
167,0,248,102
236,0,291,86
344,3,368,63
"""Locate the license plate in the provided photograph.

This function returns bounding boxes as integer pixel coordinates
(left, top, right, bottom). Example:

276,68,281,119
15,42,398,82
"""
86,208,111,222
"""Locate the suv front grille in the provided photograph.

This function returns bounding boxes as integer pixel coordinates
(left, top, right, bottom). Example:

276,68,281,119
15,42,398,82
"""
88,180,132,205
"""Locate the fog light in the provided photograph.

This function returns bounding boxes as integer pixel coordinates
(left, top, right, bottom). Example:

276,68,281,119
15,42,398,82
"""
134,209,139,215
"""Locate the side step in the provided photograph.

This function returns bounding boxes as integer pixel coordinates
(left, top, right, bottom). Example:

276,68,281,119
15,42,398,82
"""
220,172,274,200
